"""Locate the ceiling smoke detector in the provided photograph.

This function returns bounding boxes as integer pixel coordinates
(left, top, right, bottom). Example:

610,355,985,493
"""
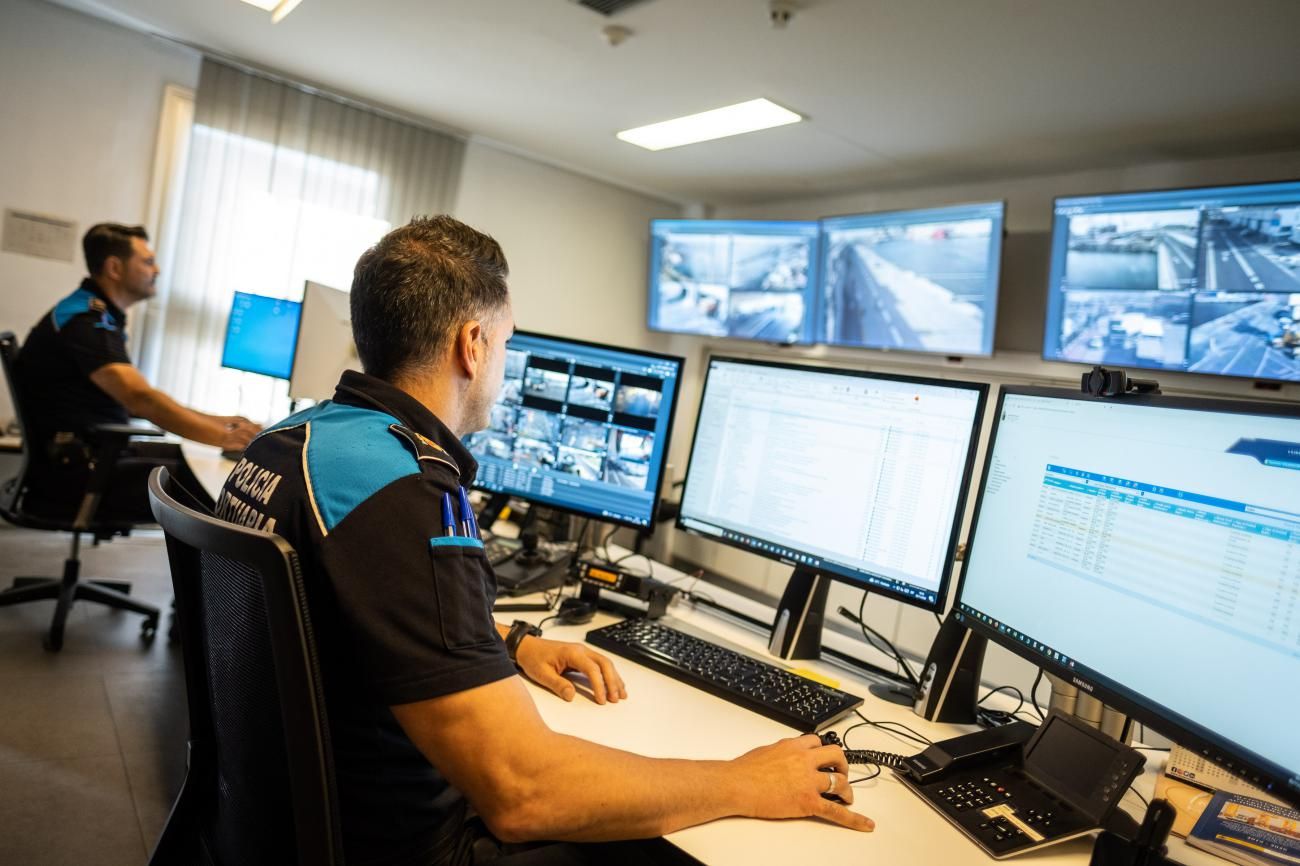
769,0,797,28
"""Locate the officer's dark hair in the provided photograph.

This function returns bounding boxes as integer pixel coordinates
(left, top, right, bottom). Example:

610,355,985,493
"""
83,223,149,276
351,215,510,381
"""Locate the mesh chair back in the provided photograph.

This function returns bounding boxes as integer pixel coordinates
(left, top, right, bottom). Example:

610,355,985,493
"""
148,467,342,866
0,332,31,514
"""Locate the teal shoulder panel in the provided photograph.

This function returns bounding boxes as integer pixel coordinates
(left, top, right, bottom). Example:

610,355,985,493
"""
51,288,96,330
305,402,417,532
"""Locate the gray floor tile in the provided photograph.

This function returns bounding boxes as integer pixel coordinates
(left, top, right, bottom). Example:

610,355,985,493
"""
0,754,147,866
0,673,120,765
122,747,186,857
104,669,188,757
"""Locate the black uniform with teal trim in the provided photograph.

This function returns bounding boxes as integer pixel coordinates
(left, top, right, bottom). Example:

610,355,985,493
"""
14,280,209,520
216,370,516,866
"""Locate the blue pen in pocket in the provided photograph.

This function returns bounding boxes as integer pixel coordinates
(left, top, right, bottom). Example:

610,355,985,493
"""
457,486,479,539
441,492,458,537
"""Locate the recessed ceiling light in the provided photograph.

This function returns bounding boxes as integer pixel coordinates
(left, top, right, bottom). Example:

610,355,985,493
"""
616,98,802,151
238,0,304,22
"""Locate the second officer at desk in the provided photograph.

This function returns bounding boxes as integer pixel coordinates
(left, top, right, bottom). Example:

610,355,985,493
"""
215,215,875,865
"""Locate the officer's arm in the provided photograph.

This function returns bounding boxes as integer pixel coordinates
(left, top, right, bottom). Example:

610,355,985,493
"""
390,676,872,844
89,363,258,448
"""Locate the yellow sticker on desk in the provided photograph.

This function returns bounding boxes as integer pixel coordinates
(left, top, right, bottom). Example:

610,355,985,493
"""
788,668,840,689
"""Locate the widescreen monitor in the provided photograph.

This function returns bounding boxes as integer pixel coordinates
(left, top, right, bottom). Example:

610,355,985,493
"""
677,357,987,611
1043,179,1300,382
464,331,684,530
956,387,1300,806
820,201,1005,356
647,219,820,344
220,292,302,380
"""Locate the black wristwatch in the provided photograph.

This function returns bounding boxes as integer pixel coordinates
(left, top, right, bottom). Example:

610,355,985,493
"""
504,619,543,661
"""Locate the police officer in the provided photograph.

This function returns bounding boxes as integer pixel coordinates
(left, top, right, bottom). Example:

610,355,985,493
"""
14,223,259,520
216,215,873,866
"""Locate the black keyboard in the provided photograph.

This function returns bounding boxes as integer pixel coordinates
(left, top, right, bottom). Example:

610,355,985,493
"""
586,619,863,731
484,536,521,566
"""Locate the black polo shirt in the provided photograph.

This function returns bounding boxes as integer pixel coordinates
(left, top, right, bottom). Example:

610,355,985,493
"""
216,370,516,866
14,278,132,446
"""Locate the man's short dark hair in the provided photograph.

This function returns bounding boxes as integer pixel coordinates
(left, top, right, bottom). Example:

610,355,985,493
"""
83,223,148,276
350,215,510,381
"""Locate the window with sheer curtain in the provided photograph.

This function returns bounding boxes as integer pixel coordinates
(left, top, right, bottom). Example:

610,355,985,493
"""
137,58,465,422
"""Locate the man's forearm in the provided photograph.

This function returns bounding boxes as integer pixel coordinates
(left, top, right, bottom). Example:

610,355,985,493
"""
129,388,226,445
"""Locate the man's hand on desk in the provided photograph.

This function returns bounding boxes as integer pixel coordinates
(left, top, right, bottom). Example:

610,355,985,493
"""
514,637,627,705
732,734,876,832
216,416,260,452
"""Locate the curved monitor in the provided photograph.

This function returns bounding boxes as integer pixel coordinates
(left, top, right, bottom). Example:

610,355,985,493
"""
677,357,987,611
1043,178,1300,382
820,201,1005,357
221,292,302,380
647,219,820,345
464,331,684,530
956,387,1300,806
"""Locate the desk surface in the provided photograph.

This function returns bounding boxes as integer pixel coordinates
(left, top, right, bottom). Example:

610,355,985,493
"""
180,443,1214,866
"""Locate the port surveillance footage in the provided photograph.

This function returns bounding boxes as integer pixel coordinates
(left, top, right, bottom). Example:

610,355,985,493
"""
820,202,1005,356
1046,180,1300,382
648,219,819,344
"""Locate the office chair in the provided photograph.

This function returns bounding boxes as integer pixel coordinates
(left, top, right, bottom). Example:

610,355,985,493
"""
147,466,343,866
0,331,162,651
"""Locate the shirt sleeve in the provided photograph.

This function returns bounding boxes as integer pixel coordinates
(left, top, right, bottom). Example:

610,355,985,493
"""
319,468,516,706
58,311,131,376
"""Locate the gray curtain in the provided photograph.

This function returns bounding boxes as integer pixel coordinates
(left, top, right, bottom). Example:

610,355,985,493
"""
139,57,465,416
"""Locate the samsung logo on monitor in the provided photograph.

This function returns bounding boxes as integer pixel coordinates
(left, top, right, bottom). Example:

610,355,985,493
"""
1072,677,1095,693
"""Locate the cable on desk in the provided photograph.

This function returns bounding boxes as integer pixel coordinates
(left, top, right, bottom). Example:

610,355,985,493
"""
849,593,916,681
848,765,882,785
1128,784,1149,809
852,709,933,747
975,685,1026,728
1029,668,1046,721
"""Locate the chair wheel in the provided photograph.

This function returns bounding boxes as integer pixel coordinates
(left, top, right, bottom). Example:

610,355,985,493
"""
140,618,159,645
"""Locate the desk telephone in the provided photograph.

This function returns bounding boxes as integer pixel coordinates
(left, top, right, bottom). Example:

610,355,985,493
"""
831,711,1145,859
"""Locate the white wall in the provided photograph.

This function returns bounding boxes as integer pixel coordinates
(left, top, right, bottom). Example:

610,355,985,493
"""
452,140,683,348
0,0,200,423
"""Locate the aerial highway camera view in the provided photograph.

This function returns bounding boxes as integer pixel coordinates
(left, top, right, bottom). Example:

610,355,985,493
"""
822,216,997,354
651,224,813,343
1055,201,1300,380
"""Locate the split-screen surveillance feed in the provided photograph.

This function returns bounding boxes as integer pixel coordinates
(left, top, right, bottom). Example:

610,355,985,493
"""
464,333,682,529
647,219,819,344
1045,180,1300,382
820,202,1005,357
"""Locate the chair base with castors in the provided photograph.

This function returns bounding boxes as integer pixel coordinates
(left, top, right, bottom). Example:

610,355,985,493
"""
0,531,161,651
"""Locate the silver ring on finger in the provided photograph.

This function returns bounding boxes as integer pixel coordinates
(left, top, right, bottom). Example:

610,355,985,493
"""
825,771,836,794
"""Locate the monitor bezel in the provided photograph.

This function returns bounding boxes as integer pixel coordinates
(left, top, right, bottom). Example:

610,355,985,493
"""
817,199,1008,359
1041,177,1300,385
953,384,1300,807
645,217,822,347
675,354,989,613
468,329,686,532
219,291,302,381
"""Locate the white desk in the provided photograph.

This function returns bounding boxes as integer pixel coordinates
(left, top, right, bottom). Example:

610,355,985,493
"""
176,453,1215,865
510,554,1218,866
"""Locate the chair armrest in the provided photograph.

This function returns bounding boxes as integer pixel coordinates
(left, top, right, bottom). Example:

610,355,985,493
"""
91,423,166,439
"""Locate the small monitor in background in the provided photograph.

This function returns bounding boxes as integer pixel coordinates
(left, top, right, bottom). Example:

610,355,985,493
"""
647,219,820,345
221,292,302,380
1043,178,1300,382
464,331,684,530
820,201,1006,357
289,280,358,402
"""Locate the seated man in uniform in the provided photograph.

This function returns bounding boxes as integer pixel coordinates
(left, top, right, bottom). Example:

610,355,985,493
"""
14,223,259,520
215,215,874,866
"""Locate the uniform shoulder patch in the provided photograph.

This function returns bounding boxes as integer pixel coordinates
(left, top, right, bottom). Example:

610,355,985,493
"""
388,424,461,476
303,404,418,533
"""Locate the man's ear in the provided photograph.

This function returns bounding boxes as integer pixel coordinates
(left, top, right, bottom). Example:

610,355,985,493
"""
454,319,485,379
101,256,124,282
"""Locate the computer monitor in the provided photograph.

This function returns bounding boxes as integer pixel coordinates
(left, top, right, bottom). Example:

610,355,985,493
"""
464,331,684,530
820,201,1006,357
1043,179,1300,382
289,280,359,402
955,386,1300,807
677,357,988,612
647,219,820,344
221,292,302,380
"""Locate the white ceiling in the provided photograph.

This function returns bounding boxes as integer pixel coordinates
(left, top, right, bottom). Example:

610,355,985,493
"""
50,0,1300,205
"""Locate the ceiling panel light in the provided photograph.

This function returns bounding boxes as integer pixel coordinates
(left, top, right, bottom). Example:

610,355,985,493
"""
616,98,802,151
271,0,304,23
